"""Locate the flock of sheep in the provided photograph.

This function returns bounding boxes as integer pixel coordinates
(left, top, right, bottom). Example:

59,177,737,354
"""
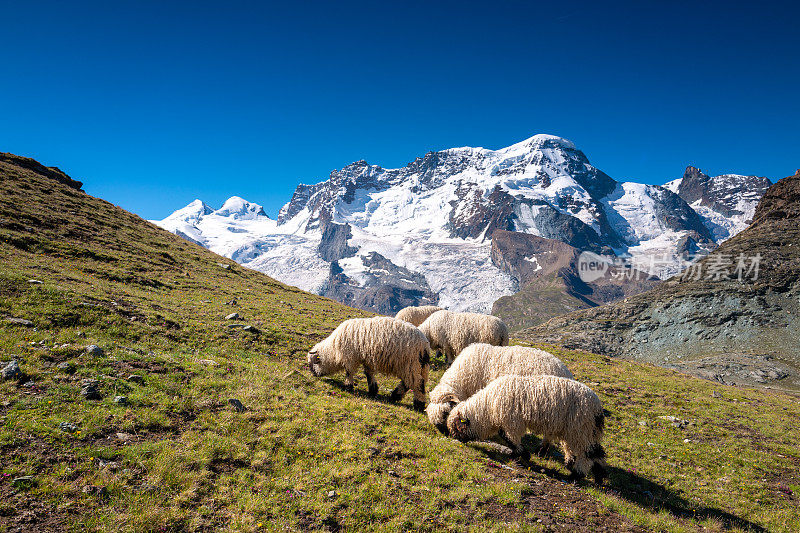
306,305,608,483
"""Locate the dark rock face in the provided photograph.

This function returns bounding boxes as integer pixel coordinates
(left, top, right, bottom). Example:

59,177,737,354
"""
318,221,358,262
447,185,516,239
319,252,437,315
490,230,658,331
650,187,715,241
676,166,772,218
519,170,800,391
531,205,608,253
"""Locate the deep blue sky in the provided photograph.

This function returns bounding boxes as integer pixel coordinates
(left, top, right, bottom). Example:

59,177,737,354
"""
2,1,798,220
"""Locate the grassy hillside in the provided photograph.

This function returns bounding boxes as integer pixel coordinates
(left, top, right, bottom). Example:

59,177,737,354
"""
1,154,799,532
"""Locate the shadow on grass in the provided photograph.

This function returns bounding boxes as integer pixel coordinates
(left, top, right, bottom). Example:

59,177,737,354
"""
323,378,422,411
471,437,767,532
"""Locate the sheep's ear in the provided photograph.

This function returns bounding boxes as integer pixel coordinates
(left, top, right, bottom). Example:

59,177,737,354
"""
447,400,458,409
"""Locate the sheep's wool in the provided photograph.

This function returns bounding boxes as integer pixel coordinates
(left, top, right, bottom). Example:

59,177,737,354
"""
426,344,573,427
395,305,443,327
418,311,509,363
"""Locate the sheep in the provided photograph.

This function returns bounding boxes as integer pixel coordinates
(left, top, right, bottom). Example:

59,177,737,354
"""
446,375,607,483
426,344,573,448
395,305,443,327
418,310,509,365
307,316,431,411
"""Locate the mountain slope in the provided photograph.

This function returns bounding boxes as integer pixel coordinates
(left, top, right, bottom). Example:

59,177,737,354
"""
1,153,799,531
156,135,744,315
490,230,659,331
520,169,800,390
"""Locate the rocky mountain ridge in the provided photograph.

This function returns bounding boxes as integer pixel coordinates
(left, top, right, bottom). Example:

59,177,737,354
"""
519,170,800,390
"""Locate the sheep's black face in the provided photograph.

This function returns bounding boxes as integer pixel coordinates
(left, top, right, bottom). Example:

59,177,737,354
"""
448,414,474,442
307,351,323,377
427,400,458,436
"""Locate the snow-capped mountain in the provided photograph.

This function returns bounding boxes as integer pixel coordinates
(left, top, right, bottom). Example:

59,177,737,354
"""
153,134,767,314
664,166,772,241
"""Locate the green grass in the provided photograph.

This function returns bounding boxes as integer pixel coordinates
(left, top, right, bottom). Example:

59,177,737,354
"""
1,154,799,531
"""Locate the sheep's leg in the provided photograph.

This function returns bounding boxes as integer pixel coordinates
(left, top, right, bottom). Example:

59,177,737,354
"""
411,379,426,412
498,429,529,461
343,370,355,393
411,351,429,412
536,437,552,457
389,381,409,403
363,365,378,398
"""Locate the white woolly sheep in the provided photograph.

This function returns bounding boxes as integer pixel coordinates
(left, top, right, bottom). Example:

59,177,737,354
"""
426,344,573,443
307,316,431,411
395,305,443,327
418,310,509,365
447,375,607,482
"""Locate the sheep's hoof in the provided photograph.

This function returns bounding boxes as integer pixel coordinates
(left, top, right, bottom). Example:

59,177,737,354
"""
519,449,531,462
367,383,378,398
389,390,403,402
566,471,585,484
344,384,354,393
413,400,425,412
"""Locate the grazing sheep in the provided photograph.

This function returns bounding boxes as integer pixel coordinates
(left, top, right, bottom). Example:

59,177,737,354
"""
418,310,509,365
426,344,573,444
447,375,607,482
307,317,430,411
395,305,443,327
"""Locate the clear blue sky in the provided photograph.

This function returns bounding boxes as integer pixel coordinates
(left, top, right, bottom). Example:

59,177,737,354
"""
2,0,798,220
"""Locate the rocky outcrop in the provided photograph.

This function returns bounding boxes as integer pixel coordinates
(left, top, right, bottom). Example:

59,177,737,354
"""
318,252,437,315
519,170,800,391
0,153,83,190
676,166,772,218
317,221,358,262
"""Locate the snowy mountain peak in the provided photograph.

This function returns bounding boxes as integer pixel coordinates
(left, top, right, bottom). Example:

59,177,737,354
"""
163,199,214,224
214,196,269,220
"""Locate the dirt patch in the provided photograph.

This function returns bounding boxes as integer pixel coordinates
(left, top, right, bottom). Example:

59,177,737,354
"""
478,462,647,532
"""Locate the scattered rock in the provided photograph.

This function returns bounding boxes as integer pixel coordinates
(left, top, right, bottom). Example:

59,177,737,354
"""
57,361,75,373
27,279,43,284
80,379,101,400
12,476,36,488
4,317,34,327
227,323,245,329
59,422,78,433
76,331,86,337
225,312,240,320
197,359,219,366
82,485,108,497
711,390,722,398
242,325,259,333
113,395,128,406
1,360,21,380
327,490,337,499
217,263,232,270
85,345,104,357
127,374,145,385
228,398,246,412
21,380,35,388
116,432,133,442
657,415,692,429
